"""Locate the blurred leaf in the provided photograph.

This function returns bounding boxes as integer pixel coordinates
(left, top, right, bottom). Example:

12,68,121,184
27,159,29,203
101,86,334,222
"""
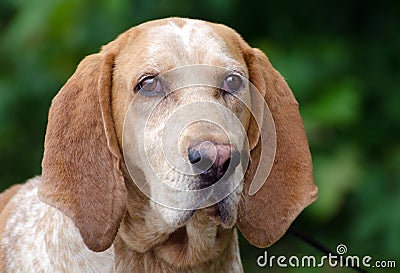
303,81,360,129
310,145,361,222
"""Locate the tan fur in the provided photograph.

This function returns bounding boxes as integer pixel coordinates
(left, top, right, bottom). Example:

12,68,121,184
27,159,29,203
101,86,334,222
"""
237,48,318,247
0,18,317,272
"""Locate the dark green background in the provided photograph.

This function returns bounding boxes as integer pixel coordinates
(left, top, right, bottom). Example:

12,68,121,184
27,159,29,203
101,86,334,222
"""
0,0,399,272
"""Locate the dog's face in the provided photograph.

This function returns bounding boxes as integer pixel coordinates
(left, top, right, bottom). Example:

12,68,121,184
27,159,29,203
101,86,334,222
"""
114,19,253,229
39,18,318,253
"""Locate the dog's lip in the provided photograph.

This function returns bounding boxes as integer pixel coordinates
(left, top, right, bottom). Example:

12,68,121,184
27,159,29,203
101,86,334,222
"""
217,199,233,228
204,204,220,217
201,204,222,225
202,198,234,227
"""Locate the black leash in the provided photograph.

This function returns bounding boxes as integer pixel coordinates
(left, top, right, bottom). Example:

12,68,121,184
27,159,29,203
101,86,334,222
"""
288,227,369,273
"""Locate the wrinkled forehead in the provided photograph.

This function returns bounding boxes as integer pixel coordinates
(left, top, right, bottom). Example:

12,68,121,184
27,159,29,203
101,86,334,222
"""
121,18,247,75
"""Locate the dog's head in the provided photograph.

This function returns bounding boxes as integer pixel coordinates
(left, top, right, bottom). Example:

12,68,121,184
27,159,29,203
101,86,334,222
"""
39,18,317,253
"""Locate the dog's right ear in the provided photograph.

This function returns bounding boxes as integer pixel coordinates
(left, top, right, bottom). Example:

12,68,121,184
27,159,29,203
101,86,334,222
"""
237,47,318,248
39,41,127,252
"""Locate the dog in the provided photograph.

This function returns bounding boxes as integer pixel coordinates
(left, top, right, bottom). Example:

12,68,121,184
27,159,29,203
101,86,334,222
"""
0,18,317,272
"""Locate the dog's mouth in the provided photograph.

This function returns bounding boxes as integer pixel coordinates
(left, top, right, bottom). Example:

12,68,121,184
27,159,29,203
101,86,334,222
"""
172,170,241,228
146,160,243,229
166,192,238,229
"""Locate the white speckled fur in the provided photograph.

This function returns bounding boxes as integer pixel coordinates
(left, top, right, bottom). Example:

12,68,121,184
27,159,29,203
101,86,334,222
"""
1,177,115,273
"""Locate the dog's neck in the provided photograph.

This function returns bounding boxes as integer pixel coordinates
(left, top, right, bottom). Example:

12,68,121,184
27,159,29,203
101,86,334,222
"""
113,176,243,273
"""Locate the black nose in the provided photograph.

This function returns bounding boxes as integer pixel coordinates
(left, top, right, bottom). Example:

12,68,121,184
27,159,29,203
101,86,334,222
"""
188,142,240,187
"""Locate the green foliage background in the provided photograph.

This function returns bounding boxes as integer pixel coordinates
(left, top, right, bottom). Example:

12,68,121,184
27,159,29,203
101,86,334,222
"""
0,0,399,272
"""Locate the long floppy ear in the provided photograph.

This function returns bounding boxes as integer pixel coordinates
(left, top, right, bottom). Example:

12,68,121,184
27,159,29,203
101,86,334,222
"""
237,48,318,248
39,47,127,252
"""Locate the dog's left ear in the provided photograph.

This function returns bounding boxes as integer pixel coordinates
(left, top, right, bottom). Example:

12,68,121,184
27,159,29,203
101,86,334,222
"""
39,39,127,252
237,47,318,248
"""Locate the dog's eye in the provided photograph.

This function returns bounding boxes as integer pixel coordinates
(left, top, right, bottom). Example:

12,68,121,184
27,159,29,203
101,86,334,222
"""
136,76,163,95
223,74,243,93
